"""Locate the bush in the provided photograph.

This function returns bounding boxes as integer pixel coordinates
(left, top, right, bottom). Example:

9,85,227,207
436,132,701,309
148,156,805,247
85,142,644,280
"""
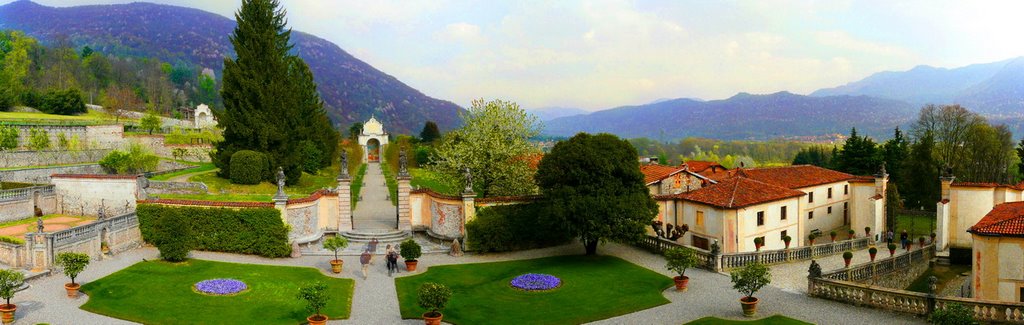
417,282,452,317
55,252,90,285
153,211,192,261
465,203,572,252
414,146,432,166
298,141,324,174
928,302,978,325
843,251,853,259
0,269,24,306
0,236,23,245
888,243,897,251
137,204,290,257
730,262,770,300
99,143,159,174
400,239,422,261
19,90,42,109
869,247,878,255
229,150,268,185
664,246,699,278
39,88,86,115
0,124,17,150
28,127,49,151
297,281,329,319
140,111,161,134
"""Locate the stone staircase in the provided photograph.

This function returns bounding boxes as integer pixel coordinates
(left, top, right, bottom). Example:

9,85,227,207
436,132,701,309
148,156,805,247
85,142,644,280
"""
301,230,449,256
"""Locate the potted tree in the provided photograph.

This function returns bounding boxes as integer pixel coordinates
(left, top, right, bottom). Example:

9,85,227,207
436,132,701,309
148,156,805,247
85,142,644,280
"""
782,235,792,249
887,243,897,257
401,239,422,272
730,262,770,317
297,281,330,325
418,282,452,325
322,236,348,274
829,230,837,242
868,247,878,262
918,236,926,248
864,226,871,237
807,233,817,245
753,237,764,251
664,246,698,291
842,251,853,267
0,269,23,325
847,229,856,240
55,252,90,298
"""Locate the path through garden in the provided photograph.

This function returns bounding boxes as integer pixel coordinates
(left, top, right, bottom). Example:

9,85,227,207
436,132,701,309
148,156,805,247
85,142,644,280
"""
352,163,396,230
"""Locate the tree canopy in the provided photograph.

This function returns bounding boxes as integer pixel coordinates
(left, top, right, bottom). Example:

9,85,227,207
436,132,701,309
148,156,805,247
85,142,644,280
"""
535,132,658,255
834,128,881,175
419,121,441,143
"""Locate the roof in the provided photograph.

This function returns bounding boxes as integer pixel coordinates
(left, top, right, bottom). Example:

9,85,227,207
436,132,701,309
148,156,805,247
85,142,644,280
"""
953,181,1024,191
662,176,805,209
51,174,139,180
640,164,686,185
683,161,727,173
734,165,856,189
969,202,1024,237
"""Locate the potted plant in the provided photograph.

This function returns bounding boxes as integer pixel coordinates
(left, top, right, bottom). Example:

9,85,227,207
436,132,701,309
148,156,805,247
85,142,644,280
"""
664,246,698,291
55,252,90,298
100,241,110,254
0,269,24,325
782,235,792,249
418,282,452,325
753,237,764,251
868,247,878,262
847,229,856,240
807,233,817,245
918,236,926,248
297,281,330,325
842,251,853,267
322,236,348,274
864,226,871,237
930,232,937,243
829,230,837,242
730,262,770,317
401,239,422,272
888,243,897,257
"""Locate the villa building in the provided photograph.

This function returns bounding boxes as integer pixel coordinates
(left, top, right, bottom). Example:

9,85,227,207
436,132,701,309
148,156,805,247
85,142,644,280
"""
935,176,1024,262
968,201,1024,302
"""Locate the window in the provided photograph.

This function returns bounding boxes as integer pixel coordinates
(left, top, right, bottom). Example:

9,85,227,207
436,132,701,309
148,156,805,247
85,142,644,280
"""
781,206,788,220
828,188,833,199
781,230,788,240
1020,287,1024,302
757,211,765,226
828,206,833,214
808,211,814,219
696,211,705,227
808,191,814,203
844,184,849,195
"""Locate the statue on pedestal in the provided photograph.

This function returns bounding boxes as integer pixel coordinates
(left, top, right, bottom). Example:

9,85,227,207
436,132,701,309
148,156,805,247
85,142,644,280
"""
36,216,44,233
398,147,409,177
463,167,473,194
275,166,286,198
339,150,349,179
808,260,822,278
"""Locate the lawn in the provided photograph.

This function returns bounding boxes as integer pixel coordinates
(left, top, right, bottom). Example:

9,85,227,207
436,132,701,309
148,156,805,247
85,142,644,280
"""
350,163,367,209
686,315,813,325
0,110,130,124
410,168,458,195
148,164,342,202
148,162,216,181
80,259,354,325
395,255,673,325
894,214,935,239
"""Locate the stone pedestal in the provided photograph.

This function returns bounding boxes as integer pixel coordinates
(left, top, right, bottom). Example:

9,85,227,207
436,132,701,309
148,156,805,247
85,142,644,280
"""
397,176,412,231
273,195,288,225
28,232,48,272
337,178,353,232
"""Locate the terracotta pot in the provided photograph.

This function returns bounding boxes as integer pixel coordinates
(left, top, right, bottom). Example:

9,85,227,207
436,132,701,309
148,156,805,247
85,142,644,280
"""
889,249,895,257
919,239,926,247
423,311,443,325
869,252,877,262
406,260,418,272
809,239,815,245
307,314,328,325
755,244,761,252
830,235,837,242
843,258,851,267
739,297,758,317
65,283,81,298
0,304,15,325
784,242,790,249
673,275,690,291
330,260,343,274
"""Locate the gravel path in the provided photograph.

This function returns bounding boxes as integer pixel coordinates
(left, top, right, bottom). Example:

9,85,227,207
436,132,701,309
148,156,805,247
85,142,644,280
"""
166,168,215,183
12,242,925,324
353,163,396,230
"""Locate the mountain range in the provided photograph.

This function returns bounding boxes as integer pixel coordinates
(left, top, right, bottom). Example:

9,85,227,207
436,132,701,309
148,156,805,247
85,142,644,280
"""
525,107,590,121
0,0,462,134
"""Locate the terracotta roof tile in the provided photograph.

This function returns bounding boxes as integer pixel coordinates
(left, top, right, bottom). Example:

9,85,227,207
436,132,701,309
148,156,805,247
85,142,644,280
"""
969,202,1024,237
52,174,139,180
640,164,686,185
953,181,1024,191
663,176,805,209
734,165,856,189
683,161,727,173
849,175,876,183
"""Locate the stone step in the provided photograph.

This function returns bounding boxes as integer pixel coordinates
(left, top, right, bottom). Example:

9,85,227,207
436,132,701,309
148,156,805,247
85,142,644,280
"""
342,230,409,242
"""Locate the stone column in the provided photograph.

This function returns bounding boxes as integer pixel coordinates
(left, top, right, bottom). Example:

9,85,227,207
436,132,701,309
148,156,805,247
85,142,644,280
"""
462,192,476,237
397,176,412,231
337,178,352,232
936,175,955,251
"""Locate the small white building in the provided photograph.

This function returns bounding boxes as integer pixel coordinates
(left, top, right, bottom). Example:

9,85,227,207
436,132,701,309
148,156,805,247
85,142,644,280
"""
194,104,217,128
357,116,388,163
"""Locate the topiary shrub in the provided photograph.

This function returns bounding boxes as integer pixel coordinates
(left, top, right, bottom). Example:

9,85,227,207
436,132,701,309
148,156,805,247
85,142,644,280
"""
465,203,572,252
137,204,290,258
153,211,192,262
229,150,268,185
400,239,422,262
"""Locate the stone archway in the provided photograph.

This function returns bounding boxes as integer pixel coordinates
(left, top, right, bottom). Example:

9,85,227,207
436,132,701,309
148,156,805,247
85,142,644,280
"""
367,138,381,162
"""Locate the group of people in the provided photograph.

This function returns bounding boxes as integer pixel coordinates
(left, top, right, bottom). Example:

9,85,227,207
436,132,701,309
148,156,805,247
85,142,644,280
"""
884,229,914,250
358,238,402,279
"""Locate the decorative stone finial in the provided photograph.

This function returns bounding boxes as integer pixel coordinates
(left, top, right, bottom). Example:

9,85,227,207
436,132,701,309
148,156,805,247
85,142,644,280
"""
398,147,409,177
275,166,286,198
339,150,350,179
808,260,822,278
463,167,474,194
941,165,954,179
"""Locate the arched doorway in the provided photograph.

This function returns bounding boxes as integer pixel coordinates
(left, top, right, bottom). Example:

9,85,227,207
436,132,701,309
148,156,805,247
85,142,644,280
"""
367,138,381,162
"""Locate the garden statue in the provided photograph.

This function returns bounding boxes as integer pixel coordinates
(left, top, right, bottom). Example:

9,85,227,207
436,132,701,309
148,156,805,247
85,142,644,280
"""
276,166,286,196
339,150,349,179
651,220,665,238
463,167,473,194
710,239,721,255
449,239,463,257
928,275,938,294
398,147,409,177
36,216,44,233
808,260,822,278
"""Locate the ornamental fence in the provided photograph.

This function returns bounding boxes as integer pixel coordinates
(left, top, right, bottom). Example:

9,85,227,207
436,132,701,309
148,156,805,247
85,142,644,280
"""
0,185,54,202
820,244,934,282
637,235,873,272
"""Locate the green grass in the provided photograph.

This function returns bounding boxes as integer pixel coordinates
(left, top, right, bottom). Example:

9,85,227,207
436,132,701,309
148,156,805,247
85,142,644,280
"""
0,182,36,189
0,110,132,125
686,315,813,325
148,163,216,181
380,160,399,205
147,165,342,202
410,168,457,195
894,214,935,240
80,259,354,325
0,214,88,229
395,255,673,325
350,163,367,209
906,263,971,294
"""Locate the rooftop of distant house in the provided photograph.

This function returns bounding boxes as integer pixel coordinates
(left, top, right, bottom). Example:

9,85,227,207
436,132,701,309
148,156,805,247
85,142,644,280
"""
657,175,805,209
969,201,1024,237
696,164,857,189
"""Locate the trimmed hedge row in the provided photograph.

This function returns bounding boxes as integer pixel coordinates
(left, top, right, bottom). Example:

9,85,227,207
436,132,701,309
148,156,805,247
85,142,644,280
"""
137,204,291,258
466,203,572,252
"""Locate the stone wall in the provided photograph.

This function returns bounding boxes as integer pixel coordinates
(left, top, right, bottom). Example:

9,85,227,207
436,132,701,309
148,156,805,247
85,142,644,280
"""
145,180,208,195
126,134,211,162
0,164,105,184
51,175,141,217
0,185,58,222
0,149,110,168
430,200,463,238
12,124,124,150
0,242,25,268
866,259,930,290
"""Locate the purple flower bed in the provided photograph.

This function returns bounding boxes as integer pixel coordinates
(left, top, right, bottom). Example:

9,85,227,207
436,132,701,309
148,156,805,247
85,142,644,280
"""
510,273,561,291
194,278,247,295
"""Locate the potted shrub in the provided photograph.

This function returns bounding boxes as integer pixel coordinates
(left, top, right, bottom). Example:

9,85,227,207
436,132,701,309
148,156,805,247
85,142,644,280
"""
847,229,856,240
730,262,770,317
864,226,871,237
807,233,817,245
842,251,853,267
297,281,330,325
664,246,698,291
918,236,926,248
322,236,348,274
829,230,837,242
753,237,764,251
100,241,110,254
930,232,937,243
0,269,23,325
418,282,452,325
888,243,897,257
868,247,878,262
401,239,422,272
55,252,90,298
782,235,792,249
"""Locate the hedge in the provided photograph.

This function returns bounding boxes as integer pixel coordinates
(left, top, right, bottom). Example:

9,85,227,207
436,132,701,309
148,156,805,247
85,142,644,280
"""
137,204,291,257
466,203,572,252
229,150,268,185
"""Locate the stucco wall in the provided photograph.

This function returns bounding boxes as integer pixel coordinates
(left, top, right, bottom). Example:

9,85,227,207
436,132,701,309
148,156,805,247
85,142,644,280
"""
950,187,997,248
734,198,801,252
973,234,1024,302
52,176,140,217
800,182,851,239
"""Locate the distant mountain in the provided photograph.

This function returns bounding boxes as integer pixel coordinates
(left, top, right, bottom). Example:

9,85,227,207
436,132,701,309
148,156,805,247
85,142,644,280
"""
0,0,462,133
526,107,589,121
543,92,916,140
811,57,1024,116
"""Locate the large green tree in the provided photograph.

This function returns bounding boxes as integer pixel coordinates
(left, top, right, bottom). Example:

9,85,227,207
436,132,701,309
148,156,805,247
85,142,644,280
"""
429,99,540,197
1017,139,1024,177
835,128,881,175
882,127,910,185
535,133,658,255
214,0,338,184
903,131,940,210
419,121,441,143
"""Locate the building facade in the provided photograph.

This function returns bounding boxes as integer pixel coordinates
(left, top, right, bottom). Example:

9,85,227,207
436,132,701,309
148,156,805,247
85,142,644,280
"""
969,202,1024,303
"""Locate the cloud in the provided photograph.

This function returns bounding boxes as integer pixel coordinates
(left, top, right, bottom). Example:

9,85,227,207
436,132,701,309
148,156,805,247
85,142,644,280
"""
438,22,483,43
814,31,911,58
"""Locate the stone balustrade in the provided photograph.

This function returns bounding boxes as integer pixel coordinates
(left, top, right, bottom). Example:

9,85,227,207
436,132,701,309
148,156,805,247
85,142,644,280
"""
638,235,873,272
0,185,55,202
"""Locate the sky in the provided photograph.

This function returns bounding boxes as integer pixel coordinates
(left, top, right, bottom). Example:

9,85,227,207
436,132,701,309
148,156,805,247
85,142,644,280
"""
5,0,1024,111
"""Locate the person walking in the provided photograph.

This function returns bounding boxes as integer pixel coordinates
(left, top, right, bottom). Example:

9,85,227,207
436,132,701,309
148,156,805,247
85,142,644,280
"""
385,244,398,276
900,230,909,250
360,250,371,279
886,230,894,244
367,237,380,265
